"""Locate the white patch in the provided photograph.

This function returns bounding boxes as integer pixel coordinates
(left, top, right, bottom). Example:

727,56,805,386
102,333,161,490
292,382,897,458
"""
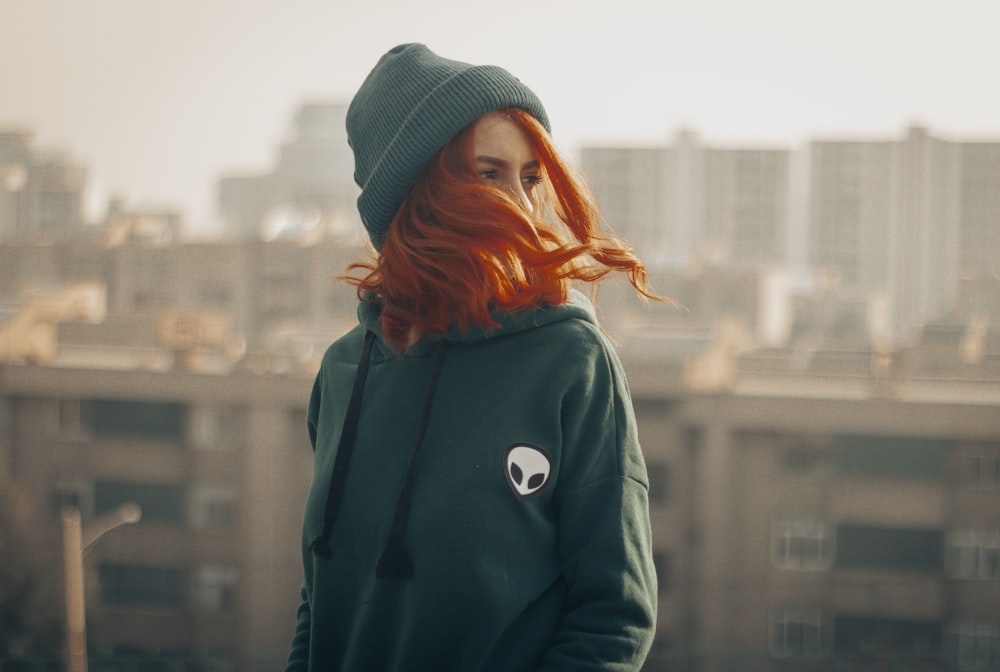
504,444,552,498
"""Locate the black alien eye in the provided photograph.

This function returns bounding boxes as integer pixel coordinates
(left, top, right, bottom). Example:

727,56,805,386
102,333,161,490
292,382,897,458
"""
510,463,523,485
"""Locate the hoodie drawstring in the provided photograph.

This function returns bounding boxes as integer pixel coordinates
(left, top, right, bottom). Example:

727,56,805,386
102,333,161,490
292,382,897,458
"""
376,340,446,579
310,331,447,582
310,330,376,560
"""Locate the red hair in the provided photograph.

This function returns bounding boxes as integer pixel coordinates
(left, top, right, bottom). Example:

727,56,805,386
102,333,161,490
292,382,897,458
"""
343,108,660,350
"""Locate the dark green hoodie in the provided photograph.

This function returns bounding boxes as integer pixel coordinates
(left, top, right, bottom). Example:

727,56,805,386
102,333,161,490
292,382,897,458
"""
285,290,657,671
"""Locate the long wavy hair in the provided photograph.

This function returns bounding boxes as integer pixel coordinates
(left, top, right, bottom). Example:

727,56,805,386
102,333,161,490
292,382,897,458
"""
343,107,660,350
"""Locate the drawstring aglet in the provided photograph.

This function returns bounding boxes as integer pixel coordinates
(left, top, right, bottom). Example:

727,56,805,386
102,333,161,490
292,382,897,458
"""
310,536,333,560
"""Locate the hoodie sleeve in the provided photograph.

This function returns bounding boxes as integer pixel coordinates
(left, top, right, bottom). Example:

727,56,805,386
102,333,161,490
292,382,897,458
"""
284,583,312,672
537,328,657,671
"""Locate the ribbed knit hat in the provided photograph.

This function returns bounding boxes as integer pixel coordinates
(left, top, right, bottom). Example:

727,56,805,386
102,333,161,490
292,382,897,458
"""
347,43,551,249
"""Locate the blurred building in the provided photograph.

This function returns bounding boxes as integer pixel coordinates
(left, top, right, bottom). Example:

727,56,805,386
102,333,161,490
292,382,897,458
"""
584,126,1000,353
0,130,87,241
580,145,675,265
702,147,789,270
957,141,1000,277
630,360,1000,668
2,120,999,668
2,295,999,668
0,234,365,350
0,361,311,666
809,127,964,349
218,103,360,240
581,131,790,271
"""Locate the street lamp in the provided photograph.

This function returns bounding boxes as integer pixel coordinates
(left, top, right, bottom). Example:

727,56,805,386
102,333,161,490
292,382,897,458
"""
62,503,142,672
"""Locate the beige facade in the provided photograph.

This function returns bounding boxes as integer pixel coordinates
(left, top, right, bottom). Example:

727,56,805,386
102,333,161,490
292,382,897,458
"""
3,334,999,668
0,130,87,241
1,362,313,664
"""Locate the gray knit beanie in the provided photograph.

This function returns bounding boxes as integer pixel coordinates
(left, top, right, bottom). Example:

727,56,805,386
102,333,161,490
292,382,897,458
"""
346,43,551,249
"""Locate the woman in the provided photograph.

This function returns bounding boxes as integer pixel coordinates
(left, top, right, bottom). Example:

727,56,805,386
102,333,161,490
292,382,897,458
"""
286,43,660,671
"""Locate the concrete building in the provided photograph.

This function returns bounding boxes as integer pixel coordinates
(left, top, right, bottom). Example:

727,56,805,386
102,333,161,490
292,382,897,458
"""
581,145,676,266
584,126,999,352
0,235,366,348
3,295,999,668
582,133,790,271
702,147,789,270
0,130,87,241
218,103,360,240
808,127,970,349
0,361,312,666
623,331,1000,669
957,142,1000,276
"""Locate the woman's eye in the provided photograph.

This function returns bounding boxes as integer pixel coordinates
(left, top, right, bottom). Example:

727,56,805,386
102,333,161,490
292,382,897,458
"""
479,169,498,180
522,174,543,187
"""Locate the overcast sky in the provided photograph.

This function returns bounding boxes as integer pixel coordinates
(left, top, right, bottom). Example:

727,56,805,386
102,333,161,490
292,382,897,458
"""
2,0,998,233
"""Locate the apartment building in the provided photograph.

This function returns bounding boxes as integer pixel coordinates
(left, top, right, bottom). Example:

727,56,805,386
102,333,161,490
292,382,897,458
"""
702,147,789,270
808,127,967,349
581,132,790,271
218,103,359,240
0,234,365,348
0,360,315,666
583,126,999,353
581,145,677,265
0,130,87,241
625,341,1000,670
957,141,1000,276
3,314,999,669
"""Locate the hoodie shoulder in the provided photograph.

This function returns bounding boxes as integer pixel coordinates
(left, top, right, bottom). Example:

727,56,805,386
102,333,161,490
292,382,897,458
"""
320,324,367,368
347,288,601,352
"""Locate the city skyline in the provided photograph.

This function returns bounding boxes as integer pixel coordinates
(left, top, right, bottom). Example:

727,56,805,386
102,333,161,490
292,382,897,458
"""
2,0,999,233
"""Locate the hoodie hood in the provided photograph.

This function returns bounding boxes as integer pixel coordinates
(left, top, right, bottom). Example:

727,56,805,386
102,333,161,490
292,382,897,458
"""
357,289,599,358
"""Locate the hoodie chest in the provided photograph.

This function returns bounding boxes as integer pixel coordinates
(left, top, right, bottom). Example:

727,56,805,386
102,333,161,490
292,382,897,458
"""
308,348,565,552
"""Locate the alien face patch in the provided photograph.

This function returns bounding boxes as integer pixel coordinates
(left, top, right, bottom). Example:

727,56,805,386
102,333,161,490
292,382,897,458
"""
504,443,552,499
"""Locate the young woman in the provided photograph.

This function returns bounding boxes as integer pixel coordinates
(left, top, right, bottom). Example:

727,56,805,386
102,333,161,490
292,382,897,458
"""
285,43,660,672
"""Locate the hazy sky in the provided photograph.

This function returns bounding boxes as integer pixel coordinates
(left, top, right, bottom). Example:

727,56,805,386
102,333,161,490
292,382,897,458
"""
2,0,998,233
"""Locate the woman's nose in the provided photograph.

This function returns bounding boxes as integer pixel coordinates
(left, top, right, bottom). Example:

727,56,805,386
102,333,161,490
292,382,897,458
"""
507,180,533,214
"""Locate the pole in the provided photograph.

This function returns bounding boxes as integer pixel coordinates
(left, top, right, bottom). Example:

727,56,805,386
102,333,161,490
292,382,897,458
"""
61,503,142,672
62,507,87,672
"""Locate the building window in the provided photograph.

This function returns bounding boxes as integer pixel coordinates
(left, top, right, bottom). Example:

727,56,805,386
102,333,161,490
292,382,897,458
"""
946,530,1000,580
948,621,1000,672
58,399,83,438
99,564,186,608
835,524,944,573
190,486,238,530
82,399,186,441
769,607,829,657
199,282,232,307
833,434,947,481
771,521,830,570
193,565,239,613
190,406,236,451
95,481,185,526
958,441,1000,488
834,616,943,657
778,438,829,476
